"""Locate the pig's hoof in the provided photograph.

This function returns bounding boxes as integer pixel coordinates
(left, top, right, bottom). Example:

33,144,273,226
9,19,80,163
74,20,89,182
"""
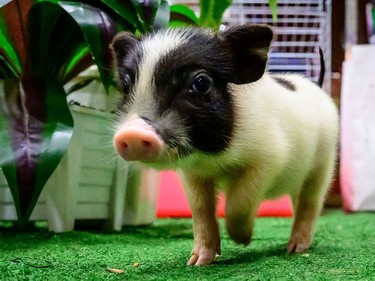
187,247,218,266
287,235,311,253
229,231,252,246
227,224,252,246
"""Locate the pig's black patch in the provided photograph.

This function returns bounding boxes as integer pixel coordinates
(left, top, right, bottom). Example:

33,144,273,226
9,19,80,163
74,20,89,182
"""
273,76,296,91
152,29,234,154
112,34,144,109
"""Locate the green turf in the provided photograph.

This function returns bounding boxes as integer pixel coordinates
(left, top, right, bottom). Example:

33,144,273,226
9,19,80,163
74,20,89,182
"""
0,210,374,281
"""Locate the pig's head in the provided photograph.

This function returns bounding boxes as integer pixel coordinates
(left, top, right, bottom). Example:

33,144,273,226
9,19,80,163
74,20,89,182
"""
111,24,273,169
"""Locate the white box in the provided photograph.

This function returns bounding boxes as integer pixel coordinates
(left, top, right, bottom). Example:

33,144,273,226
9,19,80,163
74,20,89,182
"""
340,45,375,211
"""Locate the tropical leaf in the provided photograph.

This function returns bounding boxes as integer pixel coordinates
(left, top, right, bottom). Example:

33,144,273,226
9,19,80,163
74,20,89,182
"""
0,16,21,77
0,0,32,75
169,4,198,27
268,0,278,22
58,1,138,91
199,0,232,29
153,0,170,30
100,0,139,30
63,46,92,84
28,2,87,78
0,56,19,78
131,0,164,32
0,77,73,227
57,2,118,91
0,1,84,226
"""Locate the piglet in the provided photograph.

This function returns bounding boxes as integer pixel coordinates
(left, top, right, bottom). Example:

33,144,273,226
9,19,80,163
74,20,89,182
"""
111,24,339,265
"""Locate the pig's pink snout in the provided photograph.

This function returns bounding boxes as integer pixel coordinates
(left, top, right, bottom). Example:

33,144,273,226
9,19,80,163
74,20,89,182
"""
114,118,163,162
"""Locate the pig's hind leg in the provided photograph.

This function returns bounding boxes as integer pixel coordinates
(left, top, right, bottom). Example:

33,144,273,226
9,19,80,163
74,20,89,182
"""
287,151,336,253
225,168,268,247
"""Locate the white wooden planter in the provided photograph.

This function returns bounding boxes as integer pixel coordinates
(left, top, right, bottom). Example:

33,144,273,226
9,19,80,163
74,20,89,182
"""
0,105,160,231
0,171,49,221
123,166,160,225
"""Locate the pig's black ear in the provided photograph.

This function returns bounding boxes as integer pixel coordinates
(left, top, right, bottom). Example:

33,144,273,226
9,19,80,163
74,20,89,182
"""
110,32,138,67
222,24,273,84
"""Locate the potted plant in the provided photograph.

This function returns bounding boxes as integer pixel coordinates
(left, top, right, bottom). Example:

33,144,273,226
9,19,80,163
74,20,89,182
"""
0,0,169,230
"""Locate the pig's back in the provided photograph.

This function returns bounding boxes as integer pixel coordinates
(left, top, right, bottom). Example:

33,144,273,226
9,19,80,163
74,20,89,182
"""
223,73,338,181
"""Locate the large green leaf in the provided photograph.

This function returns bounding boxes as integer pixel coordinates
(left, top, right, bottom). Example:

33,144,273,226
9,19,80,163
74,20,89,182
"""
130,0,163,32
199,0,232,29
169,4,198,27
0,16,21,77
100,0,139,30
58,2,116,91
58,1,135,91
0,56,19,78
0,0,32,75
63,46,92,84
268,0,278,22
0,1,93,226
28,2,87,79
0,77,73,227
153,0,169,30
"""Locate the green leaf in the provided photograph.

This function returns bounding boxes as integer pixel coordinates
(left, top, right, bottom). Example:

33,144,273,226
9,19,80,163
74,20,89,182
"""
58,1,128,91
131,0,162,32
100,0,139,31
0,1,22,77
0,56,19,78
63,45,92,83
0,17,22,76
169,4,198,26
153,0,169,30
0,77,73,227
268,0,278,22
199,0,232,29
2,0,39,75
28,2,87,79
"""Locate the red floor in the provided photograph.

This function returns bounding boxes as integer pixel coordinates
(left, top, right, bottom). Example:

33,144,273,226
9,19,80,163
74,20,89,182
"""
157,171,293,218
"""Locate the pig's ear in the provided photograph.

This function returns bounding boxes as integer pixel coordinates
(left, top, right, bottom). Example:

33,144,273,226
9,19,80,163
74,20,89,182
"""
222,24,273,84
110,32,138,66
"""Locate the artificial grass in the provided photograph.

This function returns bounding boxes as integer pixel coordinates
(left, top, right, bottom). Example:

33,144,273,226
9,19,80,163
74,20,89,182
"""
0,210,374,281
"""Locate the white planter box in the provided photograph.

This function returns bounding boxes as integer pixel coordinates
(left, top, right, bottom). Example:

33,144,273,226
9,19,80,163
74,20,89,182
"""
123,167,160,225
0,172,49,221
0,105,160,231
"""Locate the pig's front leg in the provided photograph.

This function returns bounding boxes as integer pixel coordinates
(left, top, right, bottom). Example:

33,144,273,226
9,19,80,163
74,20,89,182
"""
180,172,220,266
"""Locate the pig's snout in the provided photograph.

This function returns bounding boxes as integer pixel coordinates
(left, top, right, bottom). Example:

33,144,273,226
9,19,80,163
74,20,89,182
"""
114,117,164,162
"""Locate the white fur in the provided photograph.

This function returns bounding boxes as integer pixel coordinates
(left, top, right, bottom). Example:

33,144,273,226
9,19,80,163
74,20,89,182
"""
131,31,189,114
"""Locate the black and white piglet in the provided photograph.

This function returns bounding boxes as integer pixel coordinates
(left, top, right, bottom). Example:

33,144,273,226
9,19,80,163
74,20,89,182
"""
111,24,339,265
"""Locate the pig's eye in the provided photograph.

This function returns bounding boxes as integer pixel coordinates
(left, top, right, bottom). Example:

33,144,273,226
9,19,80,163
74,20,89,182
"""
191,74,212,94
122,74,131,93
